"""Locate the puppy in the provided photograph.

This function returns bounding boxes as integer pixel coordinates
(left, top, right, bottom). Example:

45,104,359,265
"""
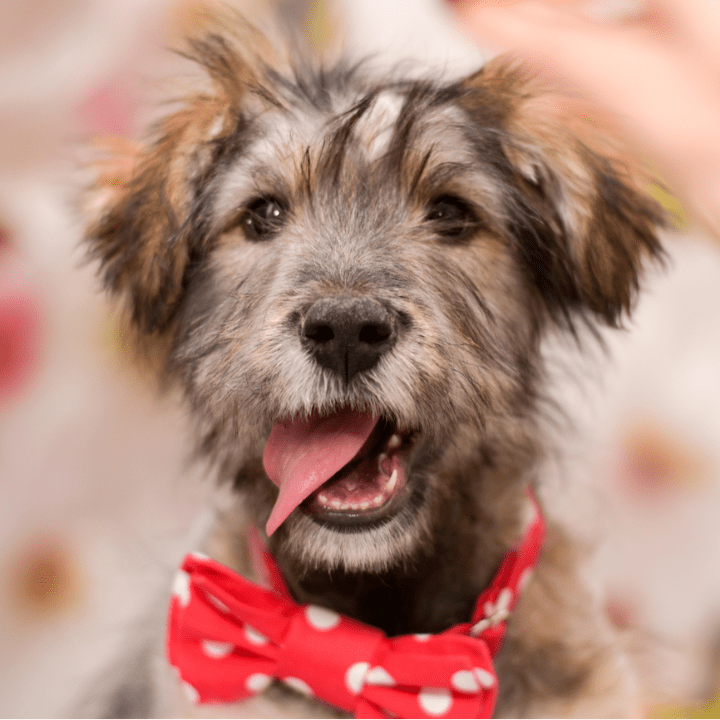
84,12,664,718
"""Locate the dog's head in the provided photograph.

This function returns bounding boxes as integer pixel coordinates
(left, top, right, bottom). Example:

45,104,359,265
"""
87,19,663,574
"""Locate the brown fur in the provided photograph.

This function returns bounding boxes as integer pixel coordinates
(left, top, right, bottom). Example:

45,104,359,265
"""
83,12,663,717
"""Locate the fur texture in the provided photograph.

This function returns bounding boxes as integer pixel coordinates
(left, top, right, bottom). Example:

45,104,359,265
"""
84,13,664,717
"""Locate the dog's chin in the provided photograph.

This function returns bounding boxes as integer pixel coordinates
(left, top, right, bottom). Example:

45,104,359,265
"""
272,480,433,573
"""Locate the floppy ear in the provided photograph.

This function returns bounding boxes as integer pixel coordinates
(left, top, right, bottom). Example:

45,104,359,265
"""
463,60,665,329
85,31,258,334
87,115,204,335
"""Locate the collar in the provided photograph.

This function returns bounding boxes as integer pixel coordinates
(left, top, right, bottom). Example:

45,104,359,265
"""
166,489,544,718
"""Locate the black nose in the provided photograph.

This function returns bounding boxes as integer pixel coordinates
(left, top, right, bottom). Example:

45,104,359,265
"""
301,297,397,383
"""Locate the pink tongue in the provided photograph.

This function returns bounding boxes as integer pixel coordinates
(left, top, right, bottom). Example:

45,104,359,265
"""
263,407,379,535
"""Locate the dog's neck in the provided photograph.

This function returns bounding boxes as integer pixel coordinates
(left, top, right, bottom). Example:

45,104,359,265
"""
268,477,529,637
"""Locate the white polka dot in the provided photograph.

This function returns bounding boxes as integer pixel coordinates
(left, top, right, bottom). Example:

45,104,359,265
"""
482,587,513,625
518,568,533,594
497,587,513,610
414,633,431,642
200,640,235,658
173,570,191,607
470,618,490,636
418,687,453,716
246,673,272,693
244,624,269,645
345,661,370,695
190,551,210,561
305,604,341,630
283,677,314,697
201,639,234,658
451,670,479,693
182,681,200,704
365,666,395,687
474,667,496,689
205,592,229,613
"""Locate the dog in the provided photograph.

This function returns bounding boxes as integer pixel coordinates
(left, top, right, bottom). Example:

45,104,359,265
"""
82,11,664,718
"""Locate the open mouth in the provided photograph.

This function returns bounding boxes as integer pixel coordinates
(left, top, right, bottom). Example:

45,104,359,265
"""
304,417,413,524
262,406,415,535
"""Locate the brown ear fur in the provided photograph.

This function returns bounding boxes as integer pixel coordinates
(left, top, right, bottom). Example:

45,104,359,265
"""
85,26,266,335
463,60,665,329
87,110,203,334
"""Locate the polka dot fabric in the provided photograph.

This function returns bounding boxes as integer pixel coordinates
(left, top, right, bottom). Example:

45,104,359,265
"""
166,491,545,718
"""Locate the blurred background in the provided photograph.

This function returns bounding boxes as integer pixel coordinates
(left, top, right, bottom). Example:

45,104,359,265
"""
1,0,719,716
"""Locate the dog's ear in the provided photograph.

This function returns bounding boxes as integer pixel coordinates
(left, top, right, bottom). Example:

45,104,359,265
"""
462,60,665,329
85,30,263,334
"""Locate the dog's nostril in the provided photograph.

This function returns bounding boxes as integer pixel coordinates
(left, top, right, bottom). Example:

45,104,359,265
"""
305,323,334,344
359,322,392,345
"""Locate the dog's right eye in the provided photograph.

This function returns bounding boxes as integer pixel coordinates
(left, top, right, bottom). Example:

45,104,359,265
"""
238,197,287,241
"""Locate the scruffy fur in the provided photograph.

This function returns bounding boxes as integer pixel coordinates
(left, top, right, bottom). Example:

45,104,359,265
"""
82,12,664,718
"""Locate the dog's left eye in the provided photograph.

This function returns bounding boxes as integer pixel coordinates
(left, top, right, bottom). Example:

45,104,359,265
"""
425,195,480,241
239,197,287,241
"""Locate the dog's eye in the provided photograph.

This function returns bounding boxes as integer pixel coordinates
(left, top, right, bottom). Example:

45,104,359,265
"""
425,195,480,241
239,197,287,241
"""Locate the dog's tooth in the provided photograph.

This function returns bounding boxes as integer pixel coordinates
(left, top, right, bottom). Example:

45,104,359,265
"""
330,499,342,509
360,502,370,510
372,494,384,506
387,434,401,450
377,453,388,475
318,493,328,504
386,469,398,492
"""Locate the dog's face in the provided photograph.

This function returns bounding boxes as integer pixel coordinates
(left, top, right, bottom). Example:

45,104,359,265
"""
88,25,662,574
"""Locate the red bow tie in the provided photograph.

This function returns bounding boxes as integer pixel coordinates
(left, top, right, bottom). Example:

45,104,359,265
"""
167,492,544,719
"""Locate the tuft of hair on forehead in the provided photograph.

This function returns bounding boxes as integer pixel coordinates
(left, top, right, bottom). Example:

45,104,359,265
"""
178,10,283,113
177,6,362,118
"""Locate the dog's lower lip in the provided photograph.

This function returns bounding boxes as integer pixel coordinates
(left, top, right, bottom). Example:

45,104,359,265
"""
303,482,410,526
